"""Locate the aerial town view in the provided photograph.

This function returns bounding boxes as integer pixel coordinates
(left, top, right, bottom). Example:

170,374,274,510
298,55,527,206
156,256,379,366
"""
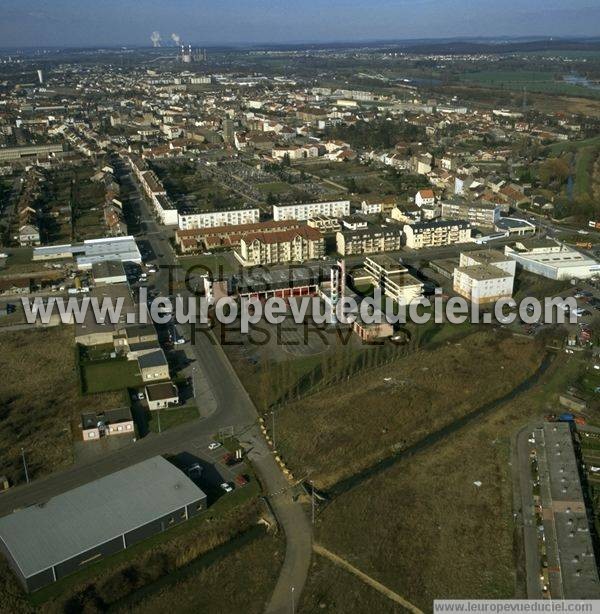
1,1,600,613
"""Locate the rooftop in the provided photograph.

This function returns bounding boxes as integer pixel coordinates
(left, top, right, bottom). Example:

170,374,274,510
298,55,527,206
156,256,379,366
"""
0,457,206,579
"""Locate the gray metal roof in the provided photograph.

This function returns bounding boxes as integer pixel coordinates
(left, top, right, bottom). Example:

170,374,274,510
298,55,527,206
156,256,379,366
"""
0,457,206,579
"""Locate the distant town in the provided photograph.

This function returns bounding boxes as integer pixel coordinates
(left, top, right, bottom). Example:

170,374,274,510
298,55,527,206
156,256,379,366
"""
0,34,600,613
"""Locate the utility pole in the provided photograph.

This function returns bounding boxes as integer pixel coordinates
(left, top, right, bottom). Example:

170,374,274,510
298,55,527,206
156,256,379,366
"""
311,480,315,525
157,409,162,434
271,410,276,448
21,448,29,484
291,586,295,614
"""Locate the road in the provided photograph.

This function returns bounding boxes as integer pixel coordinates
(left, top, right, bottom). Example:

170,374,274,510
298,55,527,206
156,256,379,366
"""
0,158,313,613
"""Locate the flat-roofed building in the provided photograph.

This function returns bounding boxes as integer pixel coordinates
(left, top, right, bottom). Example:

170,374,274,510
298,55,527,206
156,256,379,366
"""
145,381,179,410
441,199,500,228
138,349,170,382
532,422,600,598
453,264,514,304
178,207,260,230
364,255,424,304
272,200,350,222
459,249,516,277
505,241,600,280
337,226,403,256
403,220,471,249
0,457,207,592
33,236,142,270
91,260,127,285
74,283,138,347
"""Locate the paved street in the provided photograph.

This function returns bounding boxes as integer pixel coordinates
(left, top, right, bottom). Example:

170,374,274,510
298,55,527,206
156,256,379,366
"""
0,159,313,613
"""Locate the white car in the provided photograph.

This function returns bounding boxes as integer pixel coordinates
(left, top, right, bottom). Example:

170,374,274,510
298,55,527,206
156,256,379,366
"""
208,442,222,451
220,482,233,493
137,392,145,401
174,337,186,345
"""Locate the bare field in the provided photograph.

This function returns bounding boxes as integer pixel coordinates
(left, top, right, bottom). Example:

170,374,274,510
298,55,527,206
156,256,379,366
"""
275,331,544,488
0,327,124,483
299,556,405,614
312,354,571,610
125,533,283,614
19,500,269,613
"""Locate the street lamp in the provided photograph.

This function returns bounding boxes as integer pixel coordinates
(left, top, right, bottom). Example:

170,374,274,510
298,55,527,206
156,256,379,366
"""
291,586,295,614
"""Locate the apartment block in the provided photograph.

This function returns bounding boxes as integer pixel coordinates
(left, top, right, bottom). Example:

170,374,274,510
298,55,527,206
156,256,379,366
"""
235,226,324,267
364,255,424,304
441,199,500,228
272,200,350,222
178,207,260,230
403,220,471,249
337,226,403,256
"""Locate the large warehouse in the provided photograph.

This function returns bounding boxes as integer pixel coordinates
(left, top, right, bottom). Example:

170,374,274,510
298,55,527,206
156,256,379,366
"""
0,457,207,592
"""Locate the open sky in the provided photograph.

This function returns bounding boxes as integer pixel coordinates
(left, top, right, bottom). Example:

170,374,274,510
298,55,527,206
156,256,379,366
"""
1,0,599,48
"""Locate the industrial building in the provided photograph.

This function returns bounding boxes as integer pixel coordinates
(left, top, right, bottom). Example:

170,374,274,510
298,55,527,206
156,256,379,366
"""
32,236,142,270
505,240,600,280
531,422,600,598
0,457,207,592
272,200,350,222
232,262,333,300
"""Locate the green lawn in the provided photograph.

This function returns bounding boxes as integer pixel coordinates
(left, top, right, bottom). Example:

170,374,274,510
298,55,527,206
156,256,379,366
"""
147,406,200,433
574,146,598,199
257,181,291,194
81,358,142,394
460,70,600,99
178,253,236,276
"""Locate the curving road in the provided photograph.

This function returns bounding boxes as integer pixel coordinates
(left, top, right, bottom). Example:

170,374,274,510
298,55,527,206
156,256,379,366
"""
0,159,313,613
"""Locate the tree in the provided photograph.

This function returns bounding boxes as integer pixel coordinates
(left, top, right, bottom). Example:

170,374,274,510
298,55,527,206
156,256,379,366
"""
538,157,570,188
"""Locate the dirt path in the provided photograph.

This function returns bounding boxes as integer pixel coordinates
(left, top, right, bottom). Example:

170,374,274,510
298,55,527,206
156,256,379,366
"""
313,543,424,614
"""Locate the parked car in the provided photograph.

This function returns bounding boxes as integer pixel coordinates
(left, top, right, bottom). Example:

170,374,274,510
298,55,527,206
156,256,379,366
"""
208,441,221,451
220,482,233,493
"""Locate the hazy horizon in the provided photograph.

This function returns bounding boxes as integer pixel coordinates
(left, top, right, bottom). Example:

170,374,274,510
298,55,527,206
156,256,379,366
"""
1,0,600,49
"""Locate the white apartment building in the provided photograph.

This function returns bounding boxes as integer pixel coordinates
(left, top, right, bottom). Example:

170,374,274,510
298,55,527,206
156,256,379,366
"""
459,249,516,277
178,208,260,230
453,265,514,305
273,200,350,222
364,255,424,304
441,199,500,228
453,248,516,304
403,220,471,249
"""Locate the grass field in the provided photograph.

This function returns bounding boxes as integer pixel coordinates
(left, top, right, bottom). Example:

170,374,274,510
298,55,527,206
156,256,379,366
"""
11,496,276,613
79,357,142,393
299,556,403,613
274,330,543,488
310,352,575,610
257,181,292,194
147,406,200,433
178,253,236,276
0,328,126,484
460,70,600,99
